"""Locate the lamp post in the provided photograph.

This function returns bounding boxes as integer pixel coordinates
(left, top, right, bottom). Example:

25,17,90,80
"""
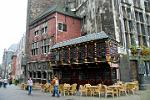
137,47,145,90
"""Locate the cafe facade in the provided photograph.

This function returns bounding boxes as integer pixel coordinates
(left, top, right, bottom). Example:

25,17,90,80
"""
50,32,119,85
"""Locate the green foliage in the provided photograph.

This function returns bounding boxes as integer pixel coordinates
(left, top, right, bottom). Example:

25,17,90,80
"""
140,46,150,56
130,45,137,55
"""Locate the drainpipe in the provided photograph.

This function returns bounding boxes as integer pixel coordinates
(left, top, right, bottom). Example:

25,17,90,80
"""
55,12,58,43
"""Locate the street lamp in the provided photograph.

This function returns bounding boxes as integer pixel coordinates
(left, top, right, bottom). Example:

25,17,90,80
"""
137,47,145,90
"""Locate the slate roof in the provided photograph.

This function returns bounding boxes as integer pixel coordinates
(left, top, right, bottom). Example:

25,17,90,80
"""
51,31,109,49
30,5,81,25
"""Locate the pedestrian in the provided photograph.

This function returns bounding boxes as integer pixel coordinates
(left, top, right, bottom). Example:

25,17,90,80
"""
3,78,7,88
0,77,3,88
27,78,33,95
52,76,60,97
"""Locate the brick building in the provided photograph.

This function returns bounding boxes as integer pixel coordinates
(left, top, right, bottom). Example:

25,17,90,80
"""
27,5,81,83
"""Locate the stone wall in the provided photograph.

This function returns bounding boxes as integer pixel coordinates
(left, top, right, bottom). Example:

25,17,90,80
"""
75,0,116,38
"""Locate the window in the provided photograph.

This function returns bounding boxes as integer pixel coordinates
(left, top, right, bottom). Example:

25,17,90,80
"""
124,19,128,32
147,26,150,36
41,39,49,54
58,23,67,32
41,28,44,34
41,26,47,34
145,62,150,76
141,24,145,35
146,15,150,25
122,6,126,18
136,23,140,35
128,20,133,32
130,34,135,45
144,1,150,12
34,30,39,36
127,8,131,19
31,42,38,55
135,11,139,21
138,36,142,46
125,32,129,48
142,36,147,46
139,12,144,22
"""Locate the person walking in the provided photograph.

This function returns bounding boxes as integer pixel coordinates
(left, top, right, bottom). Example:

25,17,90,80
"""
3,78,7,88
27,78,33,95
0,77,3,88
52,76,60,97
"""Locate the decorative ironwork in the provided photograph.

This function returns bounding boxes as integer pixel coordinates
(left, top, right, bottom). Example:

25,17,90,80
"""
78,44,86,63
87,43,95,62
50,50,57,64
61,48,69,64
70,47,77,63
96,42,106,61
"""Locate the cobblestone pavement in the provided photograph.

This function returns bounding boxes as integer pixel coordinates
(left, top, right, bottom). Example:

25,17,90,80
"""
0,84,150,100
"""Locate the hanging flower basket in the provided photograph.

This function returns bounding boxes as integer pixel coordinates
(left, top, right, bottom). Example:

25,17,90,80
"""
140,46,150,56
130,45,137,55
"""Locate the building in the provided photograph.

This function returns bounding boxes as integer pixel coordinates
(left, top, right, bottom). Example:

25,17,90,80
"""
11,55,17,79
1,49,15,78
26,5,81,83
67,0,150,84
26,0,150,85
15,34,26,82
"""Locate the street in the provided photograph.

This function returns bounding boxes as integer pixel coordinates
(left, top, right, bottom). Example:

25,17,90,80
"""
0,84,150,100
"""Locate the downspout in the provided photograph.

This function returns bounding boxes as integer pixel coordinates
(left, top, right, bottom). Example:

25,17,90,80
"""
55,12,58,43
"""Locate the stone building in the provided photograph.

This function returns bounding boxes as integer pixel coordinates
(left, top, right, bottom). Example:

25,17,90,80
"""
71,0,150,83
15,34,26,82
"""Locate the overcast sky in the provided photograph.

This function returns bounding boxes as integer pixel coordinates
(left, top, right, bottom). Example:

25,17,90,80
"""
0,0,27,63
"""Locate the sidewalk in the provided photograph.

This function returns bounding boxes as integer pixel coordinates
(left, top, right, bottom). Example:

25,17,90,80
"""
1,84,150,100
33,87,150,100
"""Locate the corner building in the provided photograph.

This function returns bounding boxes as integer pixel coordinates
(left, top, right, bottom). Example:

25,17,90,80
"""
27,5,81,83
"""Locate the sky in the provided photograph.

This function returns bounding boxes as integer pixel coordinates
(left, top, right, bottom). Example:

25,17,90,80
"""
0,0,28,63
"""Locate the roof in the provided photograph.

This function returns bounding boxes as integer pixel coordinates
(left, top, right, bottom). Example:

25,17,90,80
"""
51,31,109,49
30,5,81,25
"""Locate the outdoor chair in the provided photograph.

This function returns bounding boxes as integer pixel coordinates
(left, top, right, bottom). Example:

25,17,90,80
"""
79,85,88,96
63,83,71,96
69,83,77,95
118,84,127,96
103,85,114,98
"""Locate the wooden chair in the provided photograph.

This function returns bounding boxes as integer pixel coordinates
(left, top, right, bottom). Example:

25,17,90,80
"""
63,83,71,96
40,84,45,92
58,84,64,95
79,85,88,96
118,84,127,96
93,84,102,97
69,83,77,95
84,84,92,95
126,82,136,94
133,81,139,91
103,85,114,98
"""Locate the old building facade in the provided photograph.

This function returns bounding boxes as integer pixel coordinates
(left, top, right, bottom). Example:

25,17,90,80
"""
27,5,81,83
26,0,150,84
15,34,26,82
71,0,150,83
